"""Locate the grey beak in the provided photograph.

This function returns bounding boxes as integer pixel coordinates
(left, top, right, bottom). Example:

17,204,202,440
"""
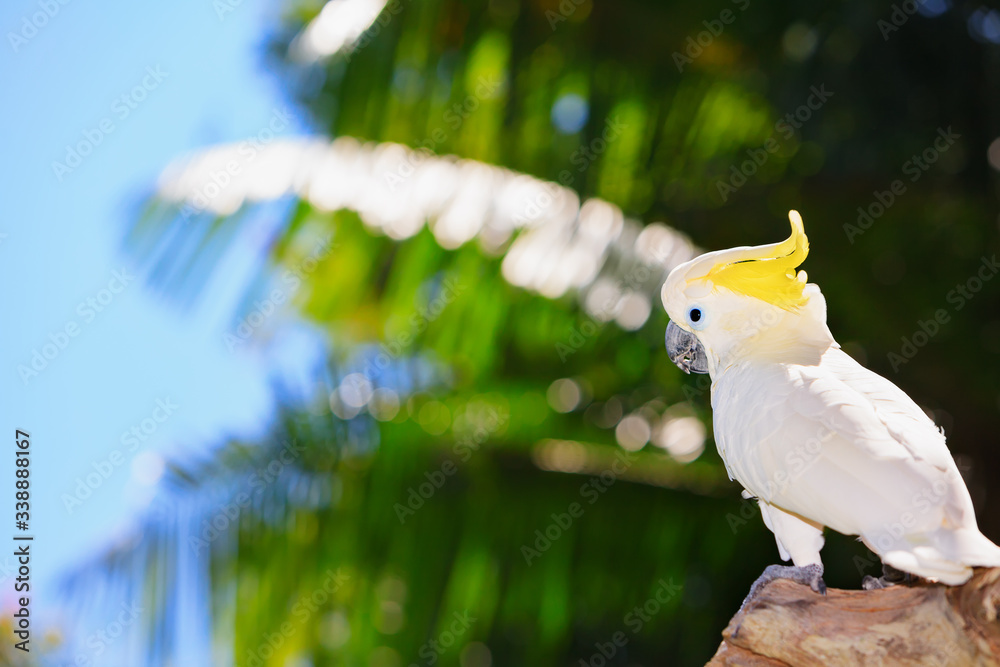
665,321,709,375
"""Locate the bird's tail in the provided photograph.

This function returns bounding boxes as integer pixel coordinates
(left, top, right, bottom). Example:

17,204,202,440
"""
878,528,1000,585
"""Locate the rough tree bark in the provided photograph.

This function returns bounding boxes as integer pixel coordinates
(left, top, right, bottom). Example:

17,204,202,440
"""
707,568,1000,666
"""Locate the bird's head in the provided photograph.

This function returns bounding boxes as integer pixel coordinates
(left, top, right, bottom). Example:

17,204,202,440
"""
661,211,832,377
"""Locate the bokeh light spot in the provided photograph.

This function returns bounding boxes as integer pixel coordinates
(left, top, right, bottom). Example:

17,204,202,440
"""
340,373,374,408
615,414,651,451
418,400,451,434
918,0,950,17
547,378,582,413
615,292,651,331
551,93,589,134
969,8,1000,44
320,611,351,649
987,137,1000,171
782,23,818,61
370,646,402,667
460,641,493,667
654,412,706,463
370,388,401,421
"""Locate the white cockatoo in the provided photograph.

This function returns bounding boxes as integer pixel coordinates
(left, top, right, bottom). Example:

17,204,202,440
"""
660,211,1000,593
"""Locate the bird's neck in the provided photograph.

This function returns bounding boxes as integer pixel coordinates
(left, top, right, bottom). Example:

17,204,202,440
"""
708,299,836,376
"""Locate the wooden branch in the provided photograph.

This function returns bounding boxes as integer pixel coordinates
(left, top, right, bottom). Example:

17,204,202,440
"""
707,568,1000,666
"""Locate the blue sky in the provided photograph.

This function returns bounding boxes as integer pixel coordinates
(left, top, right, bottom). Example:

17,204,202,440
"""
0,0,310,656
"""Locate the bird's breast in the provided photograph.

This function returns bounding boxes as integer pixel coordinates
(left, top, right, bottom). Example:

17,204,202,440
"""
710,362,801,497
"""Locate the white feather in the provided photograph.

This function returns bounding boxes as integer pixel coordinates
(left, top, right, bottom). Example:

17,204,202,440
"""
714,344,1000,584
660,223,1000,585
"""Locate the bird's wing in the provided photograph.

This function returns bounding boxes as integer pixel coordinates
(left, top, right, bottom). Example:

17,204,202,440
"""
779,346,972,533
795,347,953,472
715,346,971,536
714,346,995,581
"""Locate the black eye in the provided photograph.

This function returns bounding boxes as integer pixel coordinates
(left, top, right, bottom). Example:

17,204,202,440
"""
689,308,702,323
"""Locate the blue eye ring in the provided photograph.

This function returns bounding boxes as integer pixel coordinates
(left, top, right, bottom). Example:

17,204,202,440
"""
687,305,707,330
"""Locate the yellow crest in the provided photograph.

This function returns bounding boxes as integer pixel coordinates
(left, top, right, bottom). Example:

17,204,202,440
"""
698,211,810,310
